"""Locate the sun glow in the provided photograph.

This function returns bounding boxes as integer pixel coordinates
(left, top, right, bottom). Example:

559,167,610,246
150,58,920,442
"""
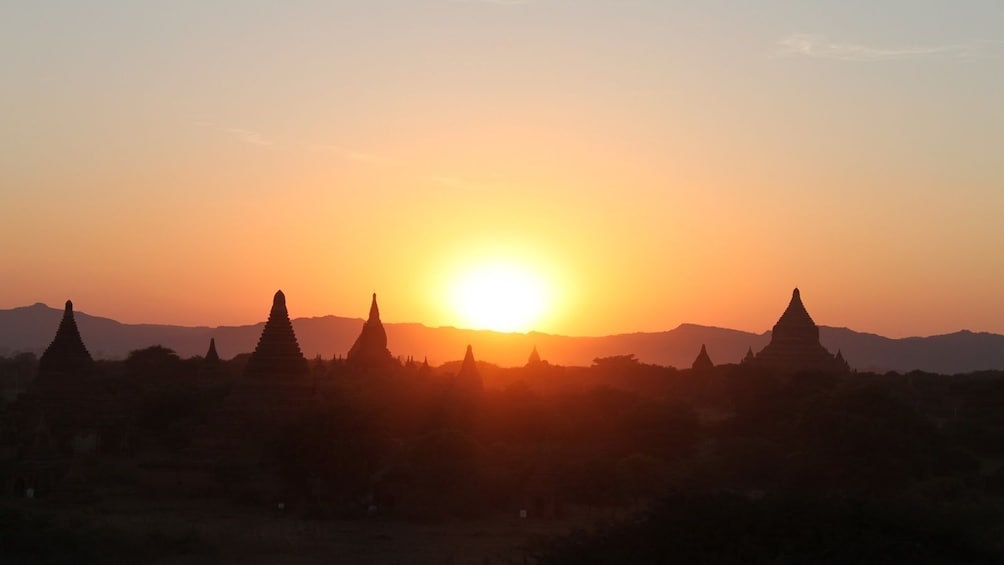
449,262,551,333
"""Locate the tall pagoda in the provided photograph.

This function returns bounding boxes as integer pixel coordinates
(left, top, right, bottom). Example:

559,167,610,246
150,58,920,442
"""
244,290,308,378
751,288,848,373
37,300,95,378
346,293,394,368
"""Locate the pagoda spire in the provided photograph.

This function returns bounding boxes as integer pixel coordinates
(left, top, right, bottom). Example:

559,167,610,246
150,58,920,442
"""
244,290,308,378
37,300,94,377
691,344,714,371
750,288,849,374
368,292,380,322
457,344,483,391
347,292,393,369
205,337,220,364
527,346,543,366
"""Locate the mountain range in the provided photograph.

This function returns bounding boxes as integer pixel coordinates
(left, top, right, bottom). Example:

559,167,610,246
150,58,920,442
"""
1,303,1003,374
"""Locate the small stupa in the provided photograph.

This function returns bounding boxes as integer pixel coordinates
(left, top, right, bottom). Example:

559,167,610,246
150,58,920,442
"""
691,344,714,371
751,288,848,373
347,293,394,368
37,300,95,377
526,346,543,367
244,290,308,378
742,347,755,364
204,338,220,364
456,344,483,391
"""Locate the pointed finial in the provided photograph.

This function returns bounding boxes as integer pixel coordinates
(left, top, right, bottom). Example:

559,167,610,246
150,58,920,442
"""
65,300,73,312
369,293,380,321
793,287,800,299
273,290,286,306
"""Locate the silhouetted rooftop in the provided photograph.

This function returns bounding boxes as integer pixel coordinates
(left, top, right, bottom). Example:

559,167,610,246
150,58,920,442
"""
456,344,483,391
752,288,848,374
347,293,394,368
37,300,94,377
691,344,714,371
244,290,308,378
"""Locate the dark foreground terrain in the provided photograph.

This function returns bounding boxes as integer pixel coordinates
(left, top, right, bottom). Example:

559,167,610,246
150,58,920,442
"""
3,350,1004,563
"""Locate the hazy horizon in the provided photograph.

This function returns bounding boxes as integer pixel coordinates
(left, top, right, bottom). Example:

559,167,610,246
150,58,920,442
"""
5,292,1000,341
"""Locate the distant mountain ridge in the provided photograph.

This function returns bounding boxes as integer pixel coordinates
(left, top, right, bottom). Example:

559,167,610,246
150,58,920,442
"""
1,303,1002,374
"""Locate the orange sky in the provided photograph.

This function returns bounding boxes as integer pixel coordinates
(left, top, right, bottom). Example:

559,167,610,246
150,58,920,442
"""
2,2,1003,338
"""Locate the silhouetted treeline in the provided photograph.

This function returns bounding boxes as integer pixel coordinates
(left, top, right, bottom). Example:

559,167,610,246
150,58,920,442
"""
2,349,1004,561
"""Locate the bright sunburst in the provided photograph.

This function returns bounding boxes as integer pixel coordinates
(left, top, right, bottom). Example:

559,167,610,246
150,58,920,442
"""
449,261,550,333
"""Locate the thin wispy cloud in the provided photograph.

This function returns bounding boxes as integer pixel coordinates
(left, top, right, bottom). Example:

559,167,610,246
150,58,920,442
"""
777,34,998,62
226,128,273,147
310,144,385,164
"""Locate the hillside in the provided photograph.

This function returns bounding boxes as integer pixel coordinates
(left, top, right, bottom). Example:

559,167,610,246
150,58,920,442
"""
1,303,1003,373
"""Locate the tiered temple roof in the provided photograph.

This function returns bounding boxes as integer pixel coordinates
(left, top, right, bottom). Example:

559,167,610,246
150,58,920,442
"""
37,301,94,377
244,290,308,378
751,288,848,374
347,293,394,368
691,344,714,371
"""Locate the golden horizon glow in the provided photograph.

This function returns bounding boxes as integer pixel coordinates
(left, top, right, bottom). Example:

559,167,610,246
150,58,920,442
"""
447,261,552,333
3,3,1004,339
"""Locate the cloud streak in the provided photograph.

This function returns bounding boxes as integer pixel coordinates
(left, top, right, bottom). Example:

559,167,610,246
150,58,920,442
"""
777,34,996,62
226,128,273,146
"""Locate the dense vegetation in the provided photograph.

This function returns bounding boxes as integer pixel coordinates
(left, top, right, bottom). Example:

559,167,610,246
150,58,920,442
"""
2,350,1004,562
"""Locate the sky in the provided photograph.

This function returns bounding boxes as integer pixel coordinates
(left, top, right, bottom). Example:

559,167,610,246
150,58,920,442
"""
2,0,1003,338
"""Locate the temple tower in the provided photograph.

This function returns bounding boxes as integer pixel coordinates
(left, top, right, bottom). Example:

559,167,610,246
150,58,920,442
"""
526,346,543,367
204,338,220,364
691,344,714,371
751,288,848,373
37,301,94,378
742,347,755,365
244,290,308,378
347,293,394,368
456,344,483,391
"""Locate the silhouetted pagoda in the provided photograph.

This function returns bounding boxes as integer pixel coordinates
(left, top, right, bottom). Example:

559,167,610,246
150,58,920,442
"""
691,344,714,371
37,301,94,378
751,288,848,373
204,338,220,364
347,293,394,368
244,290,308,378
742,347,755,364
527,346,543,367
456,345,483,391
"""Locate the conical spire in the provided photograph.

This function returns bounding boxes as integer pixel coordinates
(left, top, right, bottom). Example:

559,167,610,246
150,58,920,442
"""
835,349,849,370
527,346,542,366
691,344,713,371
742,346,755,364
457,344,482,391
244,290,308,378
751,288,847,373
347,292,393,368
205,338,220,364
774,288,817,334
38,300,94,377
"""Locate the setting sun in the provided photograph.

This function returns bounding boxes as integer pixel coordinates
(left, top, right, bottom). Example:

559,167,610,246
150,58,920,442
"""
449,262,551,333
